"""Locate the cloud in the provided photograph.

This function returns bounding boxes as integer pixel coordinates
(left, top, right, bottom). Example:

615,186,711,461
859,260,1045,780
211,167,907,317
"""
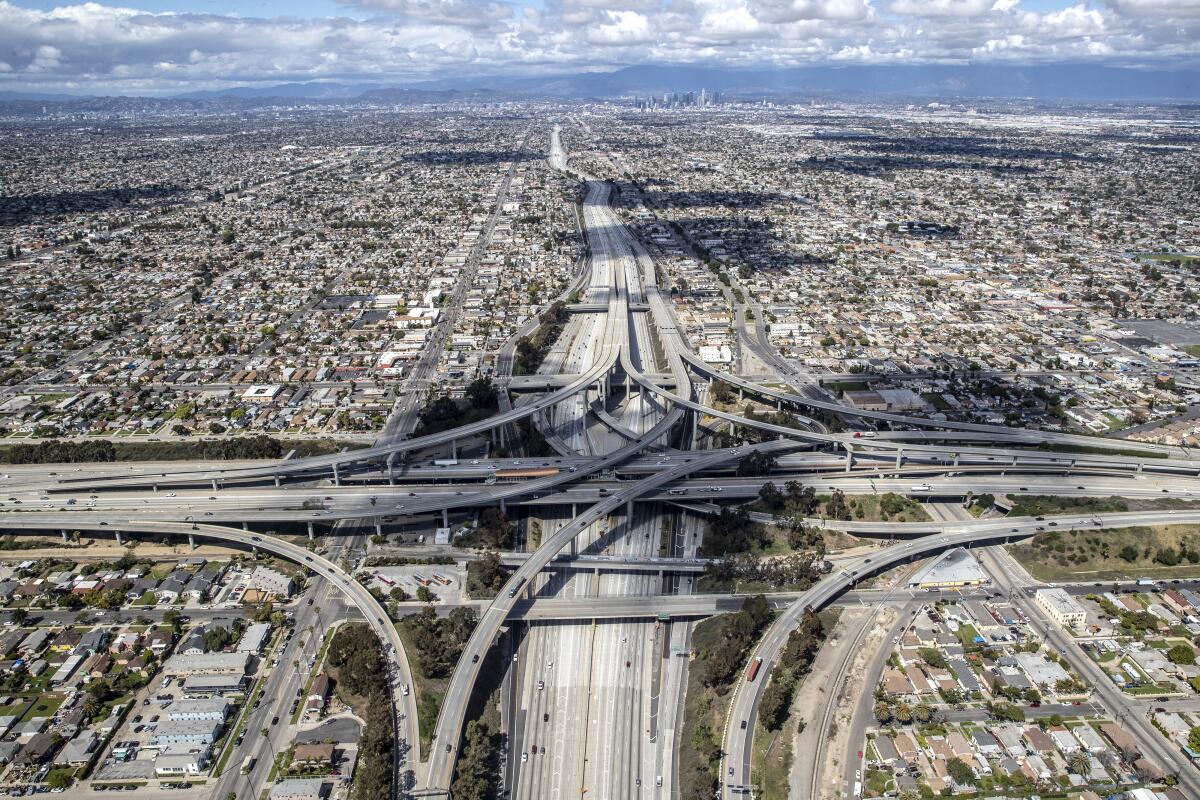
0,0,1196,93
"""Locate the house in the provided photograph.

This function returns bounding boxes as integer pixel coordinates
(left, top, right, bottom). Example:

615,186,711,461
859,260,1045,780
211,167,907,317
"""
292,743,335,768
969,729,1001,756
75,628,109,656
83,653,111,679
1049,726,1081,753
1100,722,1141,760
147,630,175,655
16,732,57,765
18,628,51,656
56,731,97,766
49,629,82,653
1022,726,1056,754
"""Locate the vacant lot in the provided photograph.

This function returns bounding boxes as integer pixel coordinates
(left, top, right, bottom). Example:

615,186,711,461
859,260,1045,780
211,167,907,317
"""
1010,523,1200,581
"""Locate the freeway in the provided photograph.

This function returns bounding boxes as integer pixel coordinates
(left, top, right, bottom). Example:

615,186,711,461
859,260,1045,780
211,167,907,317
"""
717,508,1200,798
427,157,719,791
12,470,1200,528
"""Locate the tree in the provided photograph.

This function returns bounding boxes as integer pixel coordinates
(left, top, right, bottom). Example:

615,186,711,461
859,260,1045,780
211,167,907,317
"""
163,609,183,634
758,481,785,513
1067,751,1090,775
9,608,28,626
1119,544,1139,562
1168,643,1196,665
874,701,893,724
759,678,793,731
945,757,975,785
416,585,435,604
894,703,913,724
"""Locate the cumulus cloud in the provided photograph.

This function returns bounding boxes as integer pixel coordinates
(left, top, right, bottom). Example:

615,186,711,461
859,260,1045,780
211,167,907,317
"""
0,0,1195,93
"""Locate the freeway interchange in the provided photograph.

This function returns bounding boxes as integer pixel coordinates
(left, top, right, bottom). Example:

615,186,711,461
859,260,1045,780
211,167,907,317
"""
5,125,1200,800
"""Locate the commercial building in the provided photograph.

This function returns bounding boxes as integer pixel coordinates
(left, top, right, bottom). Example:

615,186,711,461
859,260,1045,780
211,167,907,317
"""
166,698,232,723
237,622,271,653
148,719,222,747
1035,588,1087,629
906,548,990,590
182,674,248,696
164,652,251,677
249,566,295,598
269,779,331,800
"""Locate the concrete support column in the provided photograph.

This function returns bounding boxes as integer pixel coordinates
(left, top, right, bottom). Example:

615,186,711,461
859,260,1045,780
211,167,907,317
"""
212,479,218,491
844,443,854,472
450,440,457,461
153,484,158,493
571,503,577,518
953,453,960,467
114,531,123,546
490,428,496,449
442,508,449,527
500,498,507,515
242,522,249,531
626,500,634,521
61,530,69,544
332,462,341,486
375,518,383,538
188,533,196,550
307,522,314,541
1137,461,1144,473
895,449,903,469
274,475,281,487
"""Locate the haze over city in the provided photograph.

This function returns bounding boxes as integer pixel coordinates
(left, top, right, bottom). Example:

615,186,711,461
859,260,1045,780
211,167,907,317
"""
0,2,1198,800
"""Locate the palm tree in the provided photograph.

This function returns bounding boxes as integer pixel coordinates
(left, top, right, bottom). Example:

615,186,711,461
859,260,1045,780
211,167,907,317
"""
1067,751,1090,775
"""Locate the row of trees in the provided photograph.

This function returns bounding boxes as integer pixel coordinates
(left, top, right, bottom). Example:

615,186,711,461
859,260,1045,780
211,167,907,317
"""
0,435,287,464
758,610,825,730
325,623,393,800
705,552,821,591
450,719,502,800
700,595,774,688
513,301,570,375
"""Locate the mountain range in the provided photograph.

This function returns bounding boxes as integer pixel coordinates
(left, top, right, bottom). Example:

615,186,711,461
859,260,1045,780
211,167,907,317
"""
2,63,1198,106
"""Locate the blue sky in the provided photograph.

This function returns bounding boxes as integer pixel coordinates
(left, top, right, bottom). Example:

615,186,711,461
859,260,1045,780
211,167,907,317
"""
1,0,1195,94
